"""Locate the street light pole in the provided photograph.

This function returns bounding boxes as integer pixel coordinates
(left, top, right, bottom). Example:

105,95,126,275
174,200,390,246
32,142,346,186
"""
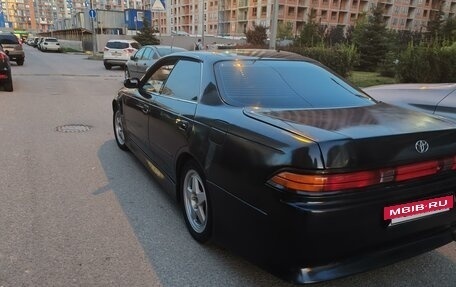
91,0,96,56
269,0,279,50
199,0,205,47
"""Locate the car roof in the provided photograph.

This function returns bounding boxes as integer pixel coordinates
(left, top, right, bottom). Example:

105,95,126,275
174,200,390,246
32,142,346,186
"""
163,49,317,63
107,39,138,43
140,45,186,49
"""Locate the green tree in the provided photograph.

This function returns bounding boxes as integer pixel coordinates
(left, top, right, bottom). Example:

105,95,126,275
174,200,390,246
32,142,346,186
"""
277,21,294,40
132,18,160,45
297,9,322,47
326,25,346,46
426,6,444,43
244,24,268,46
352,4,389,71
441,17,456,42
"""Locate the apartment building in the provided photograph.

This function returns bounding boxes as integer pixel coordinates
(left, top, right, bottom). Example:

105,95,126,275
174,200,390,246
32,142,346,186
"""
167,0,456,37
1,0,456,35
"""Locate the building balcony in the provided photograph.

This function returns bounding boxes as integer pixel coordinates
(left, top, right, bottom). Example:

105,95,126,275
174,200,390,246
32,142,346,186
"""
238,14,248,21
238,0,248,7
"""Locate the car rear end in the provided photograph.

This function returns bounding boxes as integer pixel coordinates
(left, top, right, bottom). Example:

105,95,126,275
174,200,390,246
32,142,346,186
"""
0,32,24,66
41,38,62,52
0,47,12,91
210,57,456,283
103,40,140,70
267,127,456,282
242,103,456,283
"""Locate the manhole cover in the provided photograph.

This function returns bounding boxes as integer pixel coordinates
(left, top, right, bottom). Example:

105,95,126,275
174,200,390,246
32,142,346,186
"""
55,124,92,133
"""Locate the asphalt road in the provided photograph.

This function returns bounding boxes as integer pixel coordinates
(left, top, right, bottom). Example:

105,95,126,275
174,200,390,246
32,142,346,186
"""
0,45,455,287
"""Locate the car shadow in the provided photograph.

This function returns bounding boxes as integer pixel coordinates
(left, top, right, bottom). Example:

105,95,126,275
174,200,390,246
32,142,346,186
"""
96,140,456,287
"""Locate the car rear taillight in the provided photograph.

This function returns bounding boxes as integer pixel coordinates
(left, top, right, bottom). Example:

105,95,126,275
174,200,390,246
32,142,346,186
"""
270,156,456,193
126,48,135,53
104,47,109,51
0,52,7,61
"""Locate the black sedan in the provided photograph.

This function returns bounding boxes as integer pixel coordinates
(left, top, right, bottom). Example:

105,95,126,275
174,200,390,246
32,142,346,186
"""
364,83,456,120
0,44,12,91
112,50,456,283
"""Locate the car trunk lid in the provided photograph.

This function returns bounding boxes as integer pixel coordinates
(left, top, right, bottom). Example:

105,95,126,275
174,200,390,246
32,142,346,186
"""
244,102,456,169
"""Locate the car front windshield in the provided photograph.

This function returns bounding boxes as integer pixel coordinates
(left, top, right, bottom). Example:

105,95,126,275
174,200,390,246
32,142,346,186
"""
214,60,375,109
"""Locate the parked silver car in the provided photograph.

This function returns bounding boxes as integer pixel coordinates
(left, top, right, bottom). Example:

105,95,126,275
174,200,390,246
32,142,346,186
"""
124,45,187,79
364,83,456,120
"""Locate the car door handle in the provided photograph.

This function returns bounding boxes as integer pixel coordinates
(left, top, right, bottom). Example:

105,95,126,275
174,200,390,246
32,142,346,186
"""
176,119,189,131
141,105,149,114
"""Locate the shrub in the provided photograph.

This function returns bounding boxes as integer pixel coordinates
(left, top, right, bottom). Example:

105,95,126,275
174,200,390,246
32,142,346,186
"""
285,44,358,78
378,51,399,77
395,44,456,83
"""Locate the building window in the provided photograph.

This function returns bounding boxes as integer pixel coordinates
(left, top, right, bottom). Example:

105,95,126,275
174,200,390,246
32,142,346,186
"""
261,6,267,16
252,7,257,17
321,10,328,20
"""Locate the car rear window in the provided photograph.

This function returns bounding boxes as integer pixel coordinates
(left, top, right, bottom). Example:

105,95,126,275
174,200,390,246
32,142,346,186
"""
45,38,58,42
106,41,130,49
214,60,375,109
0,34,19,44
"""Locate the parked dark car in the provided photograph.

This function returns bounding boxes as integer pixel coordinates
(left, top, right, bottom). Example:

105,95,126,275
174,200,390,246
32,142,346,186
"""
0,31,24,66
125,45,187,79
0,44,13,91
364,83,456,120
112,50,456,284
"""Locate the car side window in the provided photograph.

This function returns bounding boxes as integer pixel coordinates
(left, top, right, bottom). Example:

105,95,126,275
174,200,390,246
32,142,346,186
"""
161,60,201,102
142,48,153,60
143,64,175,94
134,48,145,60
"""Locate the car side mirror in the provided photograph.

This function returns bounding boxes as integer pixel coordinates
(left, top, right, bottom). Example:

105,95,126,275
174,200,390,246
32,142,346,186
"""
130,55,136,60
124,78,140,88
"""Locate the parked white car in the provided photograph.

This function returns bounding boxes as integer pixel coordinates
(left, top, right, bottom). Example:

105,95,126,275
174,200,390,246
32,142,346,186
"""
103,39,140,70
39,37,62,52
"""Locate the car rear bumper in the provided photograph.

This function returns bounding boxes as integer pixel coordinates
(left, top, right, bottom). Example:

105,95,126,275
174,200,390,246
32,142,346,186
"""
209,173,456,283
282,225,455,283
104,59,128,66
6,53,24,60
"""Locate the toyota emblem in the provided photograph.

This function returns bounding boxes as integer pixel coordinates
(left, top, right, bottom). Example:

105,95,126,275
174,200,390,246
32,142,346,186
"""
415,140,429,153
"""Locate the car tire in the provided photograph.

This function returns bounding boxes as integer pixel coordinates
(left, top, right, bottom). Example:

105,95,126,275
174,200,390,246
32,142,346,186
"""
4,77,13,92
104,63,112,70
113,109,128,151
181,161,212,243
16,59,24,66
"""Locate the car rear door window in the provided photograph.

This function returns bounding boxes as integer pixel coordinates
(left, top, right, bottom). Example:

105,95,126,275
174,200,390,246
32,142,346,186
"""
142,48,153,60
161,60,201,102
133,48,145,60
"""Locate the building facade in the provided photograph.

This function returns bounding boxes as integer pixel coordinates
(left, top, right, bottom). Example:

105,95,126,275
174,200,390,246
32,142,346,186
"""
1,0,455,35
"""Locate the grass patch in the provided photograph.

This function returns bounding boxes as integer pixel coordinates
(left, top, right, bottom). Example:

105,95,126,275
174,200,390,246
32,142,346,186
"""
348,71,397,88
